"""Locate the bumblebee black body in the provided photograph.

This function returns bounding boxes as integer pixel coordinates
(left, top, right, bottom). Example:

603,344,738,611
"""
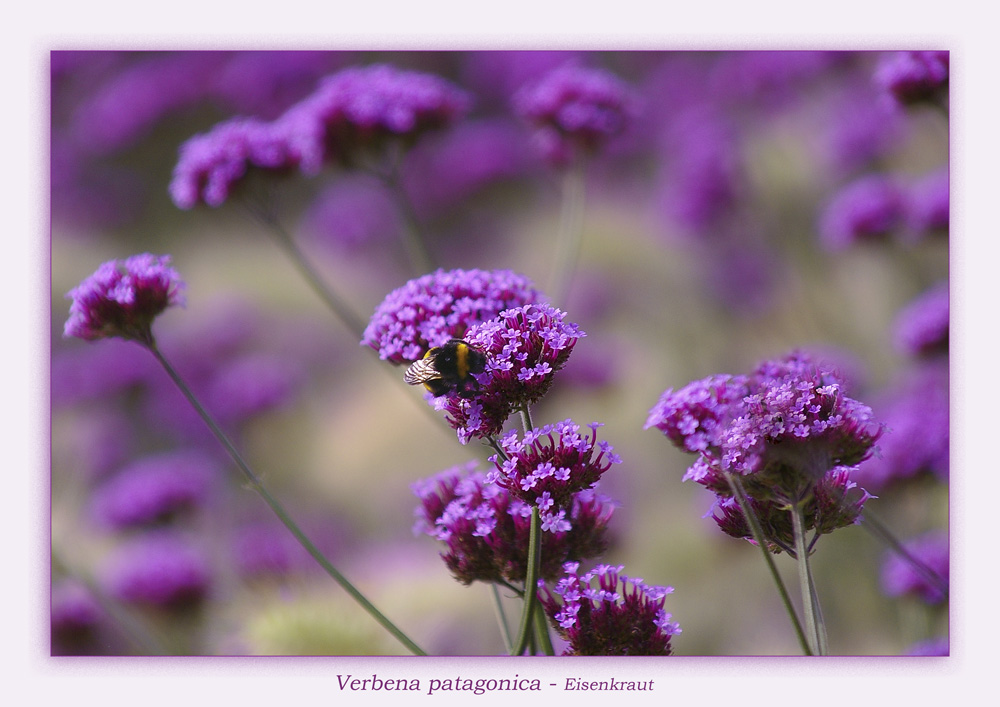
404,339,487,398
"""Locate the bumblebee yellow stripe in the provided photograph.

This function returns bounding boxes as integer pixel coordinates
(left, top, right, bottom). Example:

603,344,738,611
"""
456,342,469,379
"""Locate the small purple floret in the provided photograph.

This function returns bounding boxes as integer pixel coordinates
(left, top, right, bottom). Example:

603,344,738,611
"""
64,253,185,345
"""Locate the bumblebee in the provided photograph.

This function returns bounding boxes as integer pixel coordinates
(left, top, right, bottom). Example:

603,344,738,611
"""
404,339,488,398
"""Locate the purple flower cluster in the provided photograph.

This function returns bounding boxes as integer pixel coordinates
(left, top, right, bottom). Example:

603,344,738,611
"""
361,268,542,364
70,52,225,156
438,304,585,443
233,520,305,579
103,532,211,610
904,637,949,656
275,63,471,174
721,354,882,495
513,64,639,166
401,118,533,214
301,176,400,253
818,174,906,251
646,352,881,548
209,51,342,120
822,81,905,176
880,531,949,604
51,581,102,654
412,463,615,586
91,450,218,529
874,51,949,106
169,117,302,209
657,108,744,237
539,562,680,656
204,352,304,426
893,281,949,357
64,254,185,345
906,167,949,235
852,361,949,491
711,467,873,553
487,420,621,527
644,374,750,455
169,63,469,209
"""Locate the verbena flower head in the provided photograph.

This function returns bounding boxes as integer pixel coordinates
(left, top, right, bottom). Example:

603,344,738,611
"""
904,637,949,656
644,374,750,455
274,63,471,174
103,532,210,611
513,63,639,166
205,352,304,427
711,466,874,553
818,174,906,251
822,81,905,177
893,281,949,357
874,51,949,106
488,420,621,521
90,450,217,529
906,167,949,235
648,352,882,507
880,530,949,604
438,304,585,443
401,118,532,214
51,580,102,654
657,108,744,237
721,352,882,501
361,268,542,364
302,177,399,253
64,253,185,346
70,52,223,156
233,520,305,579
852,361,949,491
412,462,615,585
169,116,301,209
539,562,680,656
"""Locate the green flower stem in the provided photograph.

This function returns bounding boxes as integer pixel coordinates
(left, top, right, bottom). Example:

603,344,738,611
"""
725,474,811,655
511,506,543,655
147,341,426,656
251,209,368,340
519,403,534,435
807,563,829,655
533,600,555,656
790,500,827,655
862,510,949,599
366,152,433,276
490,584,514,654
380,170,435,276
549,160,587,305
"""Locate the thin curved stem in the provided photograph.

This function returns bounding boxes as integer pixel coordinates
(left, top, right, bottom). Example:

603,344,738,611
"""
490,584,514,654
862,511,949,600
246,205,368,339
511,507,542,655
146,341,426,656
371,163,435,275
549,161,587,305
51,550,172,655
533,601,555,656
790,501,826,655
519,403,534,435
725,474,811,655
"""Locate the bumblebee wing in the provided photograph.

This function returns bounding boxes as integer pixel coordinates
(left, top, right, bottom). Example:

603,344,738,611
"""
404,357,442,385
